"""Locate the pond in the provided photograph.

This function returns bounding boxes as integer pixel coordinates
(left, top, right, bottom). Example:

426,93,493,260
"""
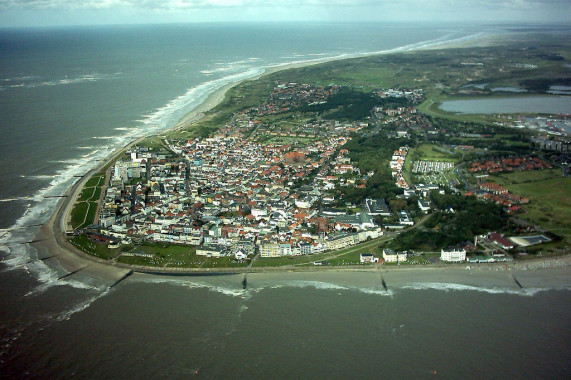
439,96,571,114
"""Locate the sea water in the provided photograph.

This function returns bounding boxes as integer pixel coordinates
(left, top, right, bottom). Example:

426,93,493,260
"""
1,275,569,379
0,23,569,378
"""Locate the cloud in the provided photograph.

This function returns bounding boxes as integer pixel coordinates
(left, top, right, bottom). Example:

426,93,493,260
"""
1,0,569,11
0,0,568,26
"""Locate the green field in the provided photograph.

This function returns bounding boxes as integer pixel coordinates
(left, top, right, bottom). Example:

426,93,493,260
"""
134,136,169,151
320,250,364,266
70,202,98,230
117,255,163,266
488,169,571,238
70,203,89,229
85,174,105,188
486,168,563,185
253,252,333,267
115,243,250,268
412,143,458,162
70,171,105,230
335,66,402,88
77,187,102,202
70,235,122,260
121,243,197,267
508,177,571,238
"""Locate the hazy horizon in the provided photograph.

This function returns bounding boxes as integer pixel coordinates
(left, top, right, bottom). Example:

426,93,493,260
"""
0,0,569,29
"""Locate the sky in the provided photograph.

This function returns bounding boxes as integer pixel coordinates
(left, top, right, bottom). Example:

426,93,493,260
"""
0,0,569,28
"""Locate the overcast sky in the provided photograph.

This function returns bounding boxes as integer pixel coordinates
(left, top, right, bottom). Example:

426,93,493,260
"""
0,0,569,28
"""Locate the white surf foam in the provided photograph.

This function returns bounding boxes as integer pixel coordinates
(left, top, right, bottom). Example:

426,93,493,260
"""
136,277,250,299
48,159,83,165
0,196,33,203
52,290,110,322
357,287,394,297
271,280,394,297
400,282,556,296
1,142,118,275
25,270,105,297
22,175,53,180
9,73,120,90
81,150,100,158
270,32,486,71
286,280,349,291
135,66,265,135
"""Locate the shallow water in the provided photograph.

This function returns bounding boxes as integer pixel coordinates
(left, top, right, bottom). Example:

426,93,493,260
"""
0,275,569,379
440,96,571,114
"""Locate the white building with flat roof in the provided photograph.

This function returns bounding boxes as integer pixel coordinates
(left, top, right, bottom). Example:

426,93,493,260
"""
383,248,407,263
440,248,466,262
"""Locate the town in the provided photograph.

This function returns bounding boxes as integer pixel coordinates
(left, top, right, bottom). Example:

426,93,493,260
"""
68,80,569,268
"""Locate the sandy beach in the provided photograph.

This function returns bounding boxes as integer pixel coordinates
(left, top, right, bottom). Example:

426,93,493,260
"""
36,32,571,288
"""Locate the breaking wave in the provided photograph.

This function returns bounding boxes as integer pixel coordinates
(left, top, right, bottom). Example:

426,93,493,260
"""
0,197,33,203
400,282,562,296
52,291,110,322
0,73,119,90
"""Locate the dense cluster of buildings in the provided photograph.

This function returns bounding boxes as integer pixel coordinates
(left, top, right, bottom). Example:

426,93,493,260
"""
376,88,424,101
516,116,571,137
462,182,529,213
83,81,555,266
390,147,410,189
250,82,339,116
469,156,552,174
96,123,392,259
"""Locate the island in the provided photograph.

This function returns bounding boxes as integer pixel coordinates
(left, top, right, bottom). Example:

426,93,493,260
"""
47,31,570,276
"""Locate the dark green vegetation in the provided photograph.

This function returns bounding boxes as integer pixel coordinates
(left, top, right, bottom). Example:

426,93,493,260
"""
389,193,507,252
340,135,410,204
299,87,407,121
519,77,571,93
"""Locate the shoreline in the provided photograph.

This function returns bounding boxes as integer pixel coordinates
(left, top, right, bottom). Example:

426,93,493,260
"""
34,31,571,284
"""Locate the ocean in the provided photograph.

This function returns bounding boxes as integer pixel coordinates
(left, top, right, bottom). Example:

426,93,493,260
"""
0,23,569,379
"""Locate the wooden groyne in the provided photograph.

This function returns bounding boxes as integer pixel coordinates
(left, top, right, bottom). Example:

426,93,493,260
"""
109,269,134,289
381,274,388,292
57,266,88,280
512,274,524,289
